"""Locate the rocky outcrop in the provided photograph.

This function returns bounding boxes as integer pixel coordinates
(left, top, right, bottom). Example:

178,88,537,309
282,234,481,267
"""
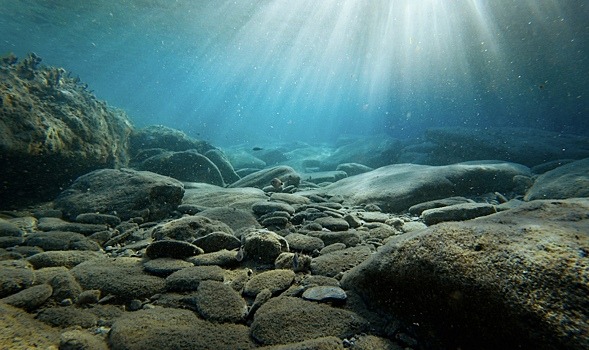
525,157,589,200
0,53,133,207
341,199,589,349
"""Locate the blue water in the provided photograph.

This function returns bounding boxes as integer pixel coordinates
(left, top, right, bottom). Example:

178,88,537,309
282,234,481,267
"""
1,0,587,146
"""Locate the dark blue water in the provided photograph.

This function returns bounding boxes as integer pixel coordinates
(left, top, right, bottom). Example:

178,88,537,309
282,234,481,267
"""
1,0,587,146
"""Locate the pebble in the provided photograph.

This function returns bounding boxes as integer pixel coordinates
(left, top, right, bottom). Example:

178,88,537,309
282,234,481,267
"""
145,239,203,259
302,285,347,303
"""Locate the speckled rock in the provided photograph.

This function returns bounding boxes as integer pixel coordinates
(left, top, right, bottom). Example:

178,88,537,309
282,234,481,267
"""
71,257,166,301
244,269,296,297
0,260,35,298
307,230,361,247
151,215,233,242
285,233,325,253
0,302,60,349
302,286,347,303
186,249,241,267
311,246,372,278
525,158,589,200
250,296,368,345
27,250,105,269
257,336,345,350
143,258,194,277
252,201,296,216
54,168,184,221
274,252,312,273
193,231,241,253
269,192,311,205
25,231,101,251
342,198,589,349
0,283,52,311
421,202,497,225
108,307,254,350
205,148,241,184
145,239,203,259
229,165,301,189
165,265,225,292
313,217,350,231
0,219,24,238
37,217,107,235
183,183,268,210
37,305,98,328
243,230,290,264
197,207,261,232
60,329,109,350
47,270,83,302
189,280,248,323
408,196,474,216
75,213,121,227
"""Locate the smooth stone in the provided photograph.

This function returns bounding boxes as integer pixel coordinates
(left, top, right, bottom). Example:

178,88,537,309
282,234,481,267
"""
302,286,347,303
525,157,589,200
408,196,474,216
300,275,341,287
108,307,254,350
204,148,241,184
313,217,349,231
243,230,289,264
367,223,399,240
284,233,325,253
336,163,374,176
37,217,107,234
151,215,233,242
128,125,214,155
54,168,184,221
165,265,225,292
341,198,589,349
47,270,83,302
311,246,372,278
356,211,390,223
301,171,347,184
243,269,296,297
307,230,361,247
183,183,268,210
188,280,248,323
250,296,368,346
0,283,52,311
401,221,428,233
252,201,295,215
260,216,290,227
71,257,166,301
186,249,240,267
228,165,300,189
193,231,241,253
274,252,312,273
60,329,109,350
75,213,121,227
0,260,35,298
25,231,101,251
142,258,194,277
421,202,497,225
145,239,203,259
269,192,311,205
197,207,261,232
27,250,105,269
37,305,98,328
0,236,24,248
0,218,24,237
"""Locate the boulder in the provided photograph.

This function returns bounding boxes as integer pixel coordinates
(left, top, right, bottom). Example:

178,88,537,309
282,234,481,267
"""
229,166,301,189
128,125,213,155
341,199,589,349
151,215,233,242
205,148,241,184
54,168,184,221
308,161,531,213
0,53,133,207
525,157,589,200
137,150,225,185
183,183,268,210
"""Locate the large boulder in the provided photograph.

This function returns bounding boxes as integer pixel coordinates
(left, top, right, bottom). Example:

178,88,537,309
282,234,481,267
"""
424,127,589,167
54,168,184,221
0,53,133,207
229,166,300,189
128,125,213,155
341,199,589,349
525,157,589,200
308,161,531,213
182,183,268,210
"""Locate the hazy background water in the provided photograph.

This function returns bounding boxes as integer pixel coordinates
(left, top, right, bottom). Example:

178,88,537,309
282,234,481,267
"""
1,0,587,146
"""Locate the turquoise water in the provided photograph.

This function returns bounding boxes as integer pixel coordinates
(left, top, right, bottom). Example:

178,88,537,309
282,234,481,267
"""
1,0,587,145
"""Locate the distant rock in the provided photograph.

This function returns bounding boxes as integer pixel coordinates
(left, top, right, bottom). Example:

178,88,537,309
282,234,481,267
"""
0,54,133,208
341,198,589,349
137,150,225,185
424,127,589,167
197,206,261,232
151,215,233,242
300,171,347,184
335,163,373,176
129,125,213,156
308,161,531,213
183,183,268,210
54,168,184,221
229,165,301,189
525,157,589,200
204,148,241,184
420,202,497,225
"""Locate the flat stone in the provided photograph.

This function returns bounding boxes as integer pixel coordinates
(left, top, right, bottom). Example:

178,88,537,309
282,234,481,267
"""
188,280,248,323
421,202,497,225
0,218,24,237
302,286,347,303
408,196,474,216
151,215,233,242
196,207,261,232
252,201,295,215
1,283,52,311
37,217,107,235
165,265,225,292
193,231,241,253
311,246,372,278
145,239,203,259
27,250,105,269
183,183,268,210
313,217,349,231
525,158,589,200
186,249,240,267
37,305,98,328
284,233,325,253
142,258,194,277
244,269,296,297
75,213,121,227
25,231,101,251
0,260,35,298
60,329,109,350
307,230,361,247
269,192,311,205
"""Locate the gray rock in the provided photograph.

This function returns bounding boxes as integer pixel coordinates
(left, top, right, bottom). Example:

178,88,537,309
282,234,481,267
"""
421,202,497,225
145,239,203,259
302,286,347,303
525,158,589,200
307,230,361,247
319,243,347,255
37,217,107,235
151,215,233,242
311,246,372,278
77,290,101,305
71,257,166,301
75,213,121,227
252,201,296,215
143,258,194,277
48,270,83,302
269,192,311,205
336,163,374,176
250,296,368,346
243,230,289,264
274,252,312,273
305,161,530,213
243,269,296,297
0,218,24,237
108,307,254,350
54,168,184,221
205,148,241,184
0,236,24,248
129,125,214,155
284,233,325,253
166,265,225,292
301,171,347,184
408,196,474,216
60,329,109,350
138,149,225,186
314,217,350,231
341,198,589,349
0,260,35,298
25,231,101,251
189,280,248,323
193,231,241,253
356,211,390,223
197,207,261,232
36,305,98,328
183,183,268,210
229,165,301,189
27,250,104,269
186,249,241,267
0,283,52,311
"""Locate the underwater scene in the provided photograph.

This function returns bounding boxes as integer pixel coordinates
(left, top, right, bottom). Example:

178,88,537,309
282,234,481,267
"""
0,1,588,349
